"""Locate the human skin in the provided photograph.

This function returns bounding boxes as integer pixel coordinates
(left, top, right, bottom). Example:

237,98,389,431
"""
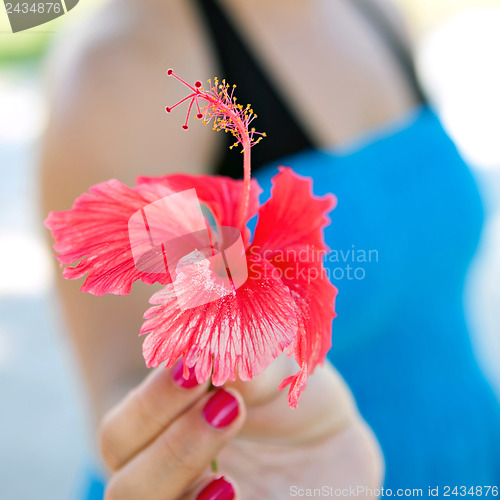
40,0,416,497
99,357,382,499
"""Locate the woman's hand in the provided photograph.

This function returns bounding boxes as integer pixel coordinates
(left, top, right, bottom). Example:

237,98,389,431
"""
99,356,383,500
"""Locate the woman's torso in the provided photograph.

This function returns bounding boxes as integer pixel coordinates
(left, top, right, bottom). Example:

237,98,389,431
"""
61,0,500,497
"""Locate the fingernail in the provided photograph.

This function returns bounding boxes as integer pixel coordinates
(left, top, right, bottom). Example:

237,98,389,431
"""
203,389,239,429
196,476,235,500
172,360,198,389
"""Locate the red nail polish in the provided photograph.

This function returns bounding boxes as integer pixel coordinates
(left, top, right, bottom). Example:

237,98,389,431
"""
203,389,239,429
196,476,235,500
172,360,198,389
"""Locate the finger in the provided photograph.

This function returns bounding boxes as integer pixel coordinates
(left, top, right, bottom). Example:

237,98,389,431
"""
99,359,209,471
183,474,238,500
105,388,246,500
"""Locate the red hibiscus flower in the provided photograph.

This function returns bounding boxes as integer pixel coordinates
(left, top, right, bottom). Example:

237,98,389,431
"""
45,71,337,408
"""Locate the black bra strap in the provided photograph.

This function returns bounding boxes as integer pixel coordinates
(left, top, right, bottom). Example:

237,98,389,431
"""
349,0,425,103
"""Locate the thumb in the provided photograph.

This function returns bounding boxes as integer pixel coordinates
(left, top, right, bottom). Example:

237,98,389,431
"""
223,352,299,407
225,358,358,444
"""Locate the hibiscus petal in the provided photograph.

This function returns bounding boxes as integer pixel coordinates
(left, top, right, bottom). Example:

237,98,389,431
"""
251,167,337,408
45,179,182,296
136,174,262,244
274,255,338,408
140,253,298,386
252,167,336,256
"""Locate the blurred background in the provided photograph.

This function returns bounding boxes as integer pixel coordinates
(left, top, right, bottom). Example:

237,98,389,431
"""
0,1,499,499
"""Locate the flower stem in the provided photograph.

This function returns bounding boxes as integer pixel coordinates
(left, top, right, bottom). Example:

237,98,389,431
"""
239,139,251,230
208,382,219,474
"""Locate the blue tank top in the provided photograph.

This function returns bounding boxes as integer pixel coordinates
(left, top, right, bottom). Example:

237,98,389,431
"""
253,106,500,491
82,107,500,499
